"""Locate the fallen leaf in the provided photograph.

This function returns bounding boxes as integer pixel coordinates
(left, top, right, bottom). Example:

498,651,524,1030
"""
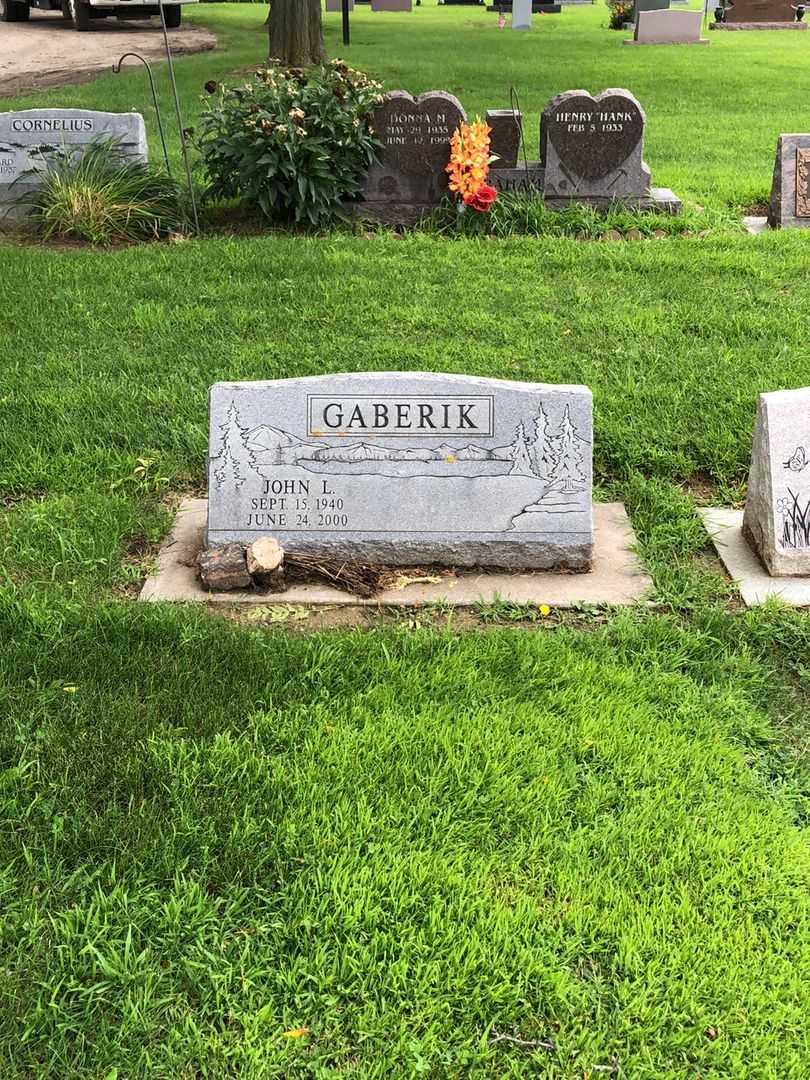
389,574,443,591
282,1027,310,1038
63,686,78,694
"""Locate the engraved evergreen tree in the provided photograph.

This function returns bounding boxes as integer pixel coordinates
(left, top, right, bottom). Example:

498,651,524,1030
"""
509,421,534,476
214,402,257,491
529,403,559,481
549,405,587,493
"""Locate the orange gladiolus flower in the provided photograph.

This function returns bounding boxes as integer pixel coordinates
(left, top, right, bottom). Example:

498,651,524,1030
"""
446,118,496,204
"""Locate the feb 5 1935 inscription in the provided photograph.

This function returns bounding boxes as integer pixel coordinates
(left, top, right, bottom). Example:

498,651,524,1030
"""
207,373,593,570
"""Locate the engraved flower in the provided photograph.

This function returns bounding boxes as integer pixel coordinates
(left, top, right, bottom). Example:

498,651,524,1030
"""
777,497,789,514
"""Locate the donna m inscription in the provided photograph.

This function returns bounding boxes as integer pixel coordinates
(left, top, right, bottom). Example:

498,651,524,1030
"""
207,373,593,570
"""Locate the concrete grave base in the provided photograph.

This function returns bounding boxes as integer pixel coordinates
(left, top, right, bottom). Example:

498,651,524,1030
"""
700,508,810,607
623,36,709,42
743,215,769,234
710,20,807,27
140,499,652,608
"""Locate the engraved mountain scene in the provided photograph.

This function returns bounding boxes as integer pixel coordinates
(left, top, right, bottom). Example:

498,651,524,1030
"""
211,400,590,536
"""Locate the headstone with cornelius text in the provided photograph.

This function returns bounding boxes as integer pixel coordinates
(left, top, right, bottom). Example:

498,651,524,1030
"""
360,90,465,224
0,109,147,225
206,372,593,570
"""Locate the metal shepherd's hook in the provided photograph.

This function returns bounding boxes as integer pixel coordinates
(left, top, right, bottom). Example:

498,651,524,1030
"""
112,52,171,175
156,0,201,235
509,85,530,176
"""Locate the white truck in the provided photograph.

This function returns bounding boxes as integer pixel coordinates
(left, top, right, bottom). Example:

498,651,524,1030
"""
1,0,196,31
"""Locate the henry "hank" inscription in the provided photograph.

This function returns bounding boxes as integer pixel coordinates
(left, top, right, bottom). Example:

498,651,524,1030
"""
207,373,593,570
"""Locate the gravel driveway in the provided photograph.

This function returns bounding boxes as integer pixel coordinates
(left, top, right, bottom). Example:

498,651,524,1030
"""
0,9,216,97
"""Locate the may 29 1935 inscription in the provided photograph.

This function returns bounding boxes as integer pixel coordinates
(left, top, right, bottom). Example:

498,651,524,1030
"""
207,373,593,570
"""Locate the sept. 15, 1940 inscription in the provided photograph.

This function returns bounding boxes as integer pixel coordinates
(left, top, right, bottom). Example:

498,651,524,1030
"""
207,373,593,570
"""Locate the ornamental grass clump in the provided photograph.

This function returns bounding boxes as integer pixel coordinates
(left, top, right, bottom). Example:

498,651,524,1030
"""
23,141,185,246
195,61,383,227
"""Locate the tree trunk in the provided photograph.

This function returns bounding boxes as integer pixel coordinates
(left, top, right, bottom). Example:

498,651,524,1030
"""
267,0,325,67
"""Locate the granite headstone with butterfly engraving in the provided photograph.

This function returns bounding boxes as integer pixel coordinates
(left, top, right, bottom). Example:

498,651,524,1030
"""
540,89,651,207
743,388,810,576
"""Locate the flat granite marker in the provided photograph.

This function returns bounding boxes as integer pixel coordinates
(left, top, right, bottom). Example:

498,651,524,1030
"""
768,134,810,229
742,388,810,576
207,373,593,570
0,109,147,225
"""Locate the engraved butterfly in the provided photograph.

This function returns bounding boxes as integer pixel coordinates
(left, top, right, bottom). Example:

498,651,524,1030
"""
783,446,808,472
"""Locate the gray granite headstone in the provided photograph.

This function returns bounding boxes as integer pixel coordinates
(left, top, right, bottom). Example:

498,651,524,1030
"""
487,109,523,169
361,91,465,224
0,109,147,225
742,388,810,576
636,0,670,14
207,373,593,570
540,89,650,205
633,8,705,40
768,134,810,229
512,0,532,27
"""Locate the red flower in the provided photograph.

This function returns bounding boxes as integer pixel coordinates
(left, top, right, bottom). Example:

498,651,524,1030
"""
463,184,497,213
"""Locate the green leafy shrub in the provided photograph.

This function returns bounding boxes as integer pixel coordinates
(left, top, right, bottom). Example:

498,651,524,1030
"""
606,0,634,27
194,61,383,227
22,141,185,246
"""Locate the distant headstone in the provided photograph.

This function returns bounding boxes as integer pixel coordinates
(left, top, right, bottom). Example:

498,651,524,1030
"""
0,109,147,225
486,109,523,168
743,388,810,576
512,0,533,26
631,8,707,41
371,0,412,9
360,91,465,224
207,373,593,570
540,89,650,205
636,0,670,13
326,0,354,9
724,0,793,21
768,134,810,229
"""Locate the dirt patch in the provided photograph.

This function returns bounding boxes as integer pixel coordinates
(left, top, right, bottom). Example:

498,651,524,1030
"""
0,9,216,97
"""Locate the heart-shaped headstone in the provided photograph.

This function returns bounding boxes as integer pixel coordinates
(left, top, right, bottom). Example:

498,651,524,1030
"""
374,91,465,178
542,91,645,182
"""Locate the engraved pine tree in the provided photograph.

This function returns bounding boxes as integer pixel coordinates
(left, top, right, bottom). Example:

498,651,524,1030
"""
529,403,559,481
214,403,257,490
550,405,587,493
509,421,534,476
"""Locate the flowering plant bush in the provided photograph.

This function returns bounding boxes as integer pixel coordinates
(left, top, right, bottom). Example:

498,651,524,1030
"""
194,61,383,226
446,118,497,213
605,0,634,28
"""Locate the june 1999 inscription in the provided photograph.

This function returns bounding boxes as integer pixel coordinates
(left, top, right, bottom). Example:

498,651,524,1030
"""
207,372,594,570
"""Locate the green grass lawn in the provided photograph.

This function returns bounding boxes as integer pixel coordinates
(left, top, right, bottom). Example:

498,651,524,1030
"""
3,5,810,1078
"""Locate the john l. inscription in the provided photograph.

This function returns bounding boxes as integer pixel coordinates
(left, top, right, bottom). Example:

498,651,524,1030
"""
207,373,593,570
